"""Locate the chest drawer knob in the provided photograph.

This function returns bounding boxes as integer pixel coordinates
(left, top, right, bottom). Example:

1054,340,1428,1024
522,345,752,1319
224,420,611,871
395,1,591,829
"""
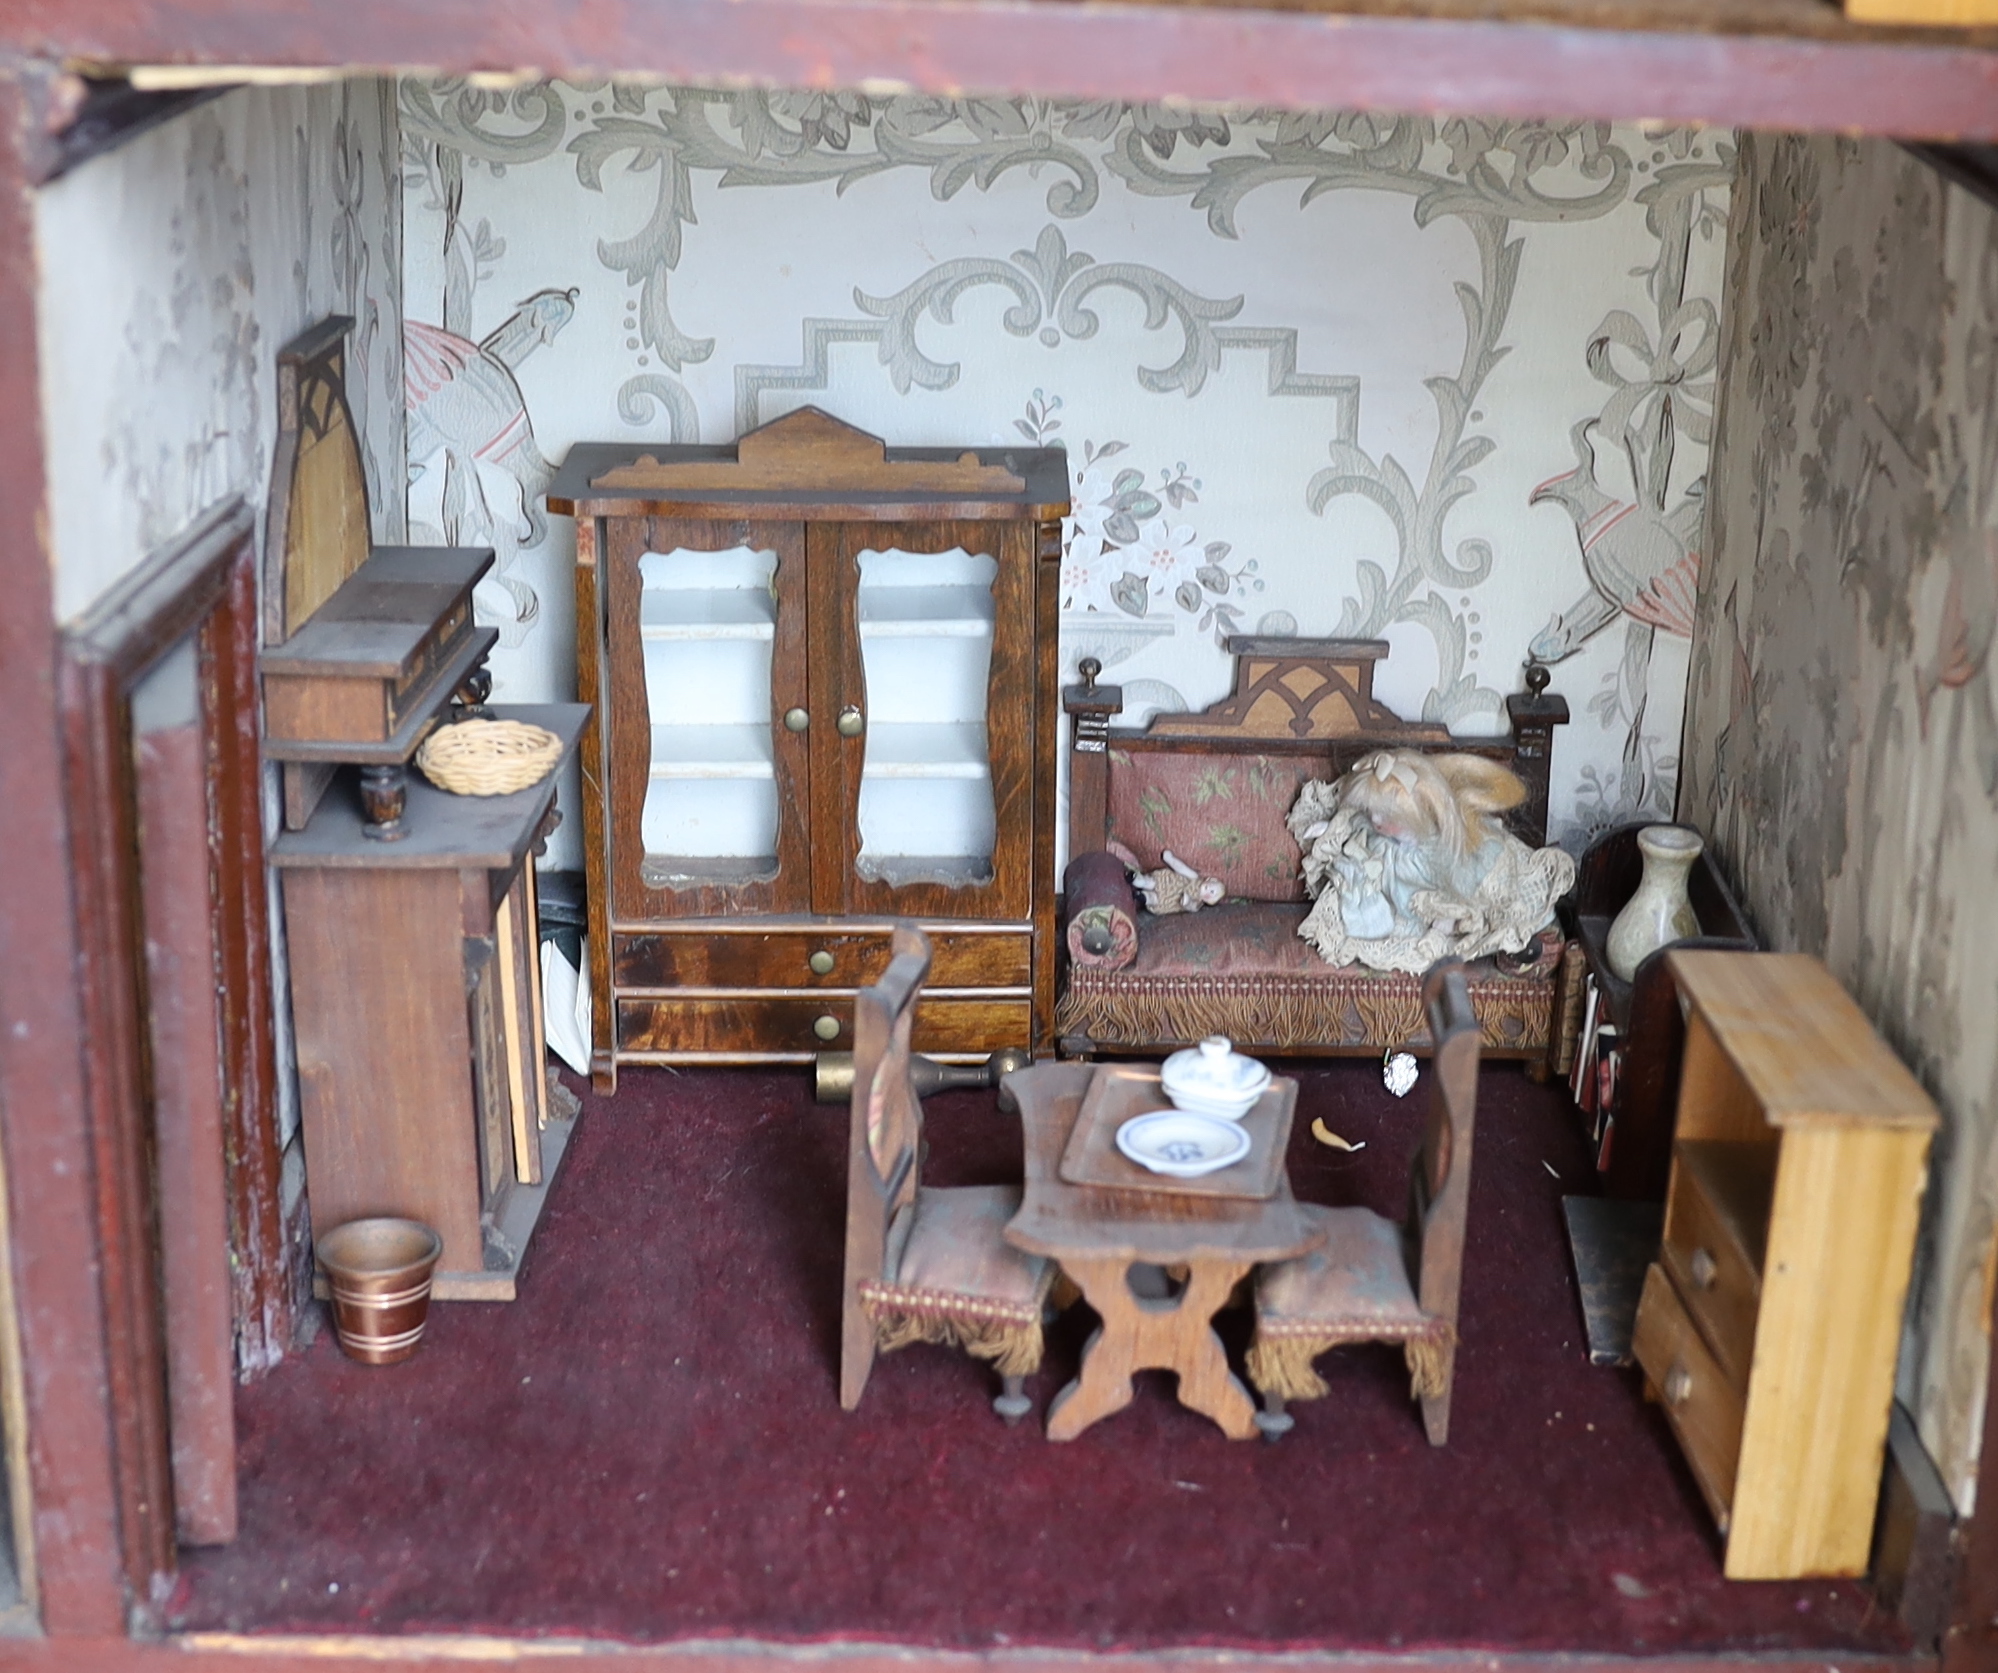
836,706,866,738
812,1014,842,1042
1688,1248,1719,1290
783,707,811,732
1663,1364,1694,1406
809,949,836,976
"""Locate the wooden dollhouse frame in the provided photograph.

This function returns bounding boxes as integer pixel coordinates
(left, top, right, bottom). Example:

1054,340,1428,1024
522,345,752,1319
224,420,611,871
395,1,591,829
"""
4,4,1998,1669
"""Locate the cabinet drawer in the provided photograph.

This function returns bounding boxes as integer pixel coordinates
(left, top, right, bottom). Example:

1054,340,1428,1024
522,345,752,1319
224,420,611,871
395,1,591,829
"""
613,928,1031,991
617,995,1031,1057
1663,1140,1775,1392
1633,1262,1745,1533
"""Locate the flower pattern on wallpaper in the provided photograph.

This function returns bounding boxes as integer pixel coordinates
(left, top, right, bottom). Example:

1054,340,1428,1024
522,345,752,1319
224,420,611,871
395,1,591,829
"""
1058,435,1258,634
397,80,1729,839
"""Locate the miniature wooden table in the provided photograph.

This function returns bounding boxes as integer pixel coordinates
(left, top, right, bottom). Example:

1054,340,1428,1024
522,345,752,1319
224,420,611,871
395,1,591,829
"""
1002,1062,1321,1441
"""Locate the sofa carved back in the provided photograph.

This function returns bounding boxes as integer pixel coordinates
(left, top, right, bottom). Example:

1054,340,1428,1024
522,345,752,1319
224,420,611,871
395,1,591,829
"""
1064,638,1568,903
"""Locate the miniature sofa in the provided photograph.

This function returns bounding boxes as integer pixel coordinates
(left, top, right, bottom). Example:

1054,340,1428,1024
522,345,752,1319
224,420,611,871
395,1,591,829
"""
1056,637,1577,1069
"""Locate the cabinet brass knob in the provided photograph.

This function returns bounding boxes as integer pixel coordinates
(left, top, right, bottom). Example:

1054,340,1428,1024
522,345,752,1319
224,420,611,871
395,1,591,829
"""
1688,1248,1718,1290
808,950,836,976
783,707,810,733
812,1014,841,1042
836,706,865,738
1663,1365,1693,1406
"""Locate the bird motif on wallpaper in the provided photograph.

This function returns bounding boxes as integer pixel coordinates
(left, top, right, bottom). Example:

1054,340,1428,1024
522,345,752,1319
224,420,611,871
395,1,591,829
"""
1527,418,1704,664
1912,520,1998,796
404,287,579,647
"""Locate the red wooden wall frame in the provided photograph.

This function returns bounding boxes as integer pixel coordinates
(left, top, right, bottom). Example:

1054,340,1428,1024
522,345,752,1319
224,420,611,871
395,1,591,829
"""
4,0,1998,1659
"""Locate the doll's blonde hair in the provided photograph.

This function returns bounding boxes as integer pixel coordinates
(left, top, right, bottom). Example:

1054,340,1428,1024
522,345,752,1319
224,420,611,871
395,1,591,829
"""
1338,749,1526,859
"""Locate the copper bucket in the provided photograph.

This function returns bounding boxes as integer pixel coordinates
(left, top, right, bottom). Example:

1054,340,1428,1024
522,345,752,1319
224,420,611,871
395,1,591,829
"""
317,1218,443,1366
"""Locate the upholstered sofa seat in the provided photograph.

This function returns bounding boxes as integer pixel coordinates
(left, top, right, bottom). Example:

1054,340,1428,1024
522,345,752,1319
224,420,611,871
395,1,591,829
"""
1056,637,1577,1068
1056,901,1565,1057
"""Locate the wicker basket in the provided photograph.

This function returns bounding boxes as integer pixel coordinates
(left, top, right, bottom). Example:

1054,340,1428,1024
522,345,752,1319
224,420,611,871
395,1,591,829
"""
416,719,562,796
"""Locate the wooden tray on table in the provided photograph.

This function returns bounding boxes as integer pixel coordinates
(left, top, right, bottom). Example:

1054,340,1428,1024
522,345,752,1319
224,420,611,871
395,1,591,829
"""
1058,1065,1296,1202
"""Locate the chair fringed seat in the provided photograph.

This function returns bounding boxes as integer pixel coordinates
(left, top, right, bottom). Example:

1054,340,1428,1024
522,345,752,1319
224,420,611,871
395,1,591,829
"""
840,925,1054,1421
1245,961,1482,1445
857,1184,1055,1380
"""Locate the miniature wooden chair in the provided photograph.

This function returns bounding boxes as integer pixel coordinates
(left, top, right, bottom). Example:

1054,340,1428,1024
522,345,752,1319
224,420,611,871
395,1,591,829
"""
1245,961,1481,1445
840,925,1057,1422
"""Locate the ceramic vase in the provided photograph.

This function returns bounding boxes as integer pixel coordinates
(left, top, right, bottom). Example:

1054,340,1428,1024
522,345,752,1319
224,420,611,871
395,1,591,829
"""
1606,825,1703,982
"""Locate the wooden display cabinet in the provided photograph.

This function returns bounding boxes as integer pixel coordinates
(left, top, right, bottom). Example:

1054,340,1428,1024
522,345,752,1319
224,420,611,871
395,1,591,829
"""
272,705,589,1299
1631,950,1938,1579
548,407,1069,1088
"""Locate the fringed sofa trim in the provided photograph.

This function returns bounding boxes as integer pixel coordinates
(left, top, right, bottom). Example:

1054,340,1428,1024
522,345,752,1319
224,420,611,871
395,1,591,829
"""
1057,969,1550,1056
858,1281,1051,1378
1246,1316,1457,1403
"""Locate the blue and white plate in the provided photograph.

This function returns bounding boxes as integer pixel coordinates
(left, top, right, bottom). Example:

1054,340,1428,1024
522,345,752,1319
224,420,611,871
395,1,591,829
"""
1115,1110,1253,1179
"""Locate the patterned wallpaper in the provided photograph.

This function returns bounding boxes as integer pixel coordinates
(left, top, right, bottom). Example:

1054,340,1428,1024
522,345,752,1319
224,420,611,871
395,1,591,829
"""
37,80,406,621
35,79,406,1161
1683,133,1998,1512
398,83,1730,865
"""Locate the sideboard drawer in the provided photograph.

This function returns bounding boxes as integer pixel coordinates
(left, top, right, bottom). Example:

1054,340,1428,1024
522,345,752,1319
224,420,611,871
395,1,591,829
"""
1633,1262,1745,1533
1661,1139,1775,1393
617,995,1032,1057
613,929,1032,992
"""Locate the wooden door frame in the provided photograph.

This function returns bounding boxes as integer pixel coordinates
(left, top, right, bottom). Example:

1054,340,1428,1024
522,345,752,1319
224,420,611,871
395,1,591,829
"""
52,497,289,1623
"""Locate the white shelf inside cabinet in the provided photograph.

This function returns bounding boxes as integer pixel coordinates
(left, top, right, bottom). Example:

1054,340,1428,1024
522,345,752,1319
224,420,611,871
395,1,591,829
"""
860,722,992,781
648,723,776,780
858,584,996,639
641,587,776,641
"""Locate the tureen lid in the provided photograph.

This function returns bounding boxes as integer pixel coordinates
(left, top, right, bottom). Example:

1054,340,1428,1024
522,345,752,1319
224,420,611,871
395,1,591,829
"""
1160,1036,1271,1096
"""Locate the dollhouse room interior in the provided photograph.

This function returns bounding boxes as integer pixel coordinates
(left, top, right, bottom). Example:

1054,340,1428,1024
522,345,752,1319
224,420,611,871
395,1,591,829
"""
9,22,1998,1671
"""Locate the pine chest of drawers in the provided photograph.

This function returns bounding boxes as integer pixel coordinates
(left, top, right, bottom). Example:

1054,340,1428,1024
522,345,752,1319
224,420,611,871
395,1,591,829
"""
1631,951,1936,1579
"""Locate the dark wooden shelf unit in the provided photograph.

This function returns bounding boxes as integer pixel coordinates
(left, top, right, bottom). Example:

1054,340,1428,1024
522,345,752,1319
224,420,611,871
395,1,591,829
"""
271,704,590,1300
1561,820,1758,1199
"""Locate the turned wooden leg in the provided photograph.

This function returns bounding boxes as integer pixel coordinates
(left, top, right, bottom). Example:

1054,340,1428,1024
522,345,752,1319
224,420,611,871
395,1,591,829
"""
993,1374,1031,1425
359,762,408,841
1254,1386,1295,1442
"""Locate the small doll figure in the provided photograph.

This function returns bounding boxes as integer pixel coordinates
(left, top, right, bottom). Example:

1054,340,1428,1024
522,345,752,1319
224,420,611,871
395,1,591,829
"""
1107,841,1226,915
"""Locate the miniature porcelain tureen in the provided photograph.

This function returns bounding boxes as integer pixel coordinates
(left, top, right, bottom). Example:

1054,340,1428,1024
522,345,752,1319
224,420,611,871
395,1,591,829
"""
1159,1036,1271,1121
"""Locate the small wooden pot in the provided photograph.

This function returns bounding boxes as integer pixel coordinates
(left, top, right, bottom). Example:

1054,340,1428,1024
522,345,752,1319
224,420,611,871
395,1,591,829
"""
317,1218,443,1366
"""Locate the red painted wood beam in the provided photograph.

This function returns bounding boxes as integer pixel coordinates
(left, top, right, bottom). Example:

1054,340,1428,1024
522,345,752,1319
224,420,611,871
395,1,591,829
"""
3,0,1998,141
0,77,136,1636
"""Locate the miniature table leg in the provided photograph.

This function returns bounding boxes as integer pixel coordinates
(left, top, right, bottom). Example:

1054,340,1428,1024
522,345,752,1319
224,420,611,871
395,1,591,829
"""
1045,1255,1259,1441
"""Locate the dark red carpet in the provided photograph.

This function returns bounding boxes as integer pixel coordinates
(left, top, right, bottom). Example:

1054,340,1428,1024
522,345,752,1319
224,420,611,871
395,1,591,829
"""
170,1064,1907,1656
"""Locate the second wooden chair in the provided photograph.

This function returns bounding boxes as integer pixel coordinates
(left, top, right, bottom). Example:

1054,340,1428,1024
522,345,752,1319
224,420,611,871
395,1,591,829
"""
1245,961,1482,1444
840,925,1058,1422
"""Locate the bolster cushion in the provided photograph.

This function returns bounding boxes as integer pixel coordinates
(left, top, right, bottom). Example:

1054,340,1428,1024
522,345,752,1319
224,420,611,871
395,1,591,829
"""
1063,852,1140,971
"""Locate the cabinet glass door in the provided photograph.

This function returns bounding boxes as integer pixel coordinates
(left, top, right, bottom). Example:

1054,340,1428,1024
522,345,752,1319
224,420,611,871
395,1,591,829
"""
605,518,810,921
810,521,1033,920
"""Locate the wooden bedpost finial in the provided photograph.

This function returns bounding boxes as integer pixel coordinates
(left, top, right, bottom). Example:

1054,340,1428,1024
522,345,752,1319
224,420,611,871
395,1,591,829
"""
1079,657,1101,692
1524,657,1550,698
